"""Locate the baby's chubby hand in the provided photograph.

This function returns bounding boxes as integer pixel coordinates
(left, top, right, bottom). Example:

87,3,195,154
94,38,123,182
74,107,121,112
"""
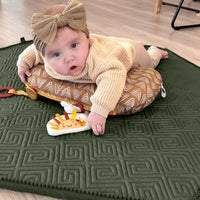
88,112,106,136
18,66,32,82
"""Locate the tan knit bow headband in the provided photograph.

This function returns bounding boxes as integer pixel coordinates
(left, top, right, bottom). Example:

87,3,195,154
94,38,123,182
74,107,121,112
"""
31,0,89,54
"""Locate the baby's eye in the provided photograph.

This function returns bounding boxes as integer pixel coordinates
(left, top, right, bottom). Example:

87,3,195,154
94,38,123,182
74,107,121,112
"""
54,52,60,57
71,43,77,48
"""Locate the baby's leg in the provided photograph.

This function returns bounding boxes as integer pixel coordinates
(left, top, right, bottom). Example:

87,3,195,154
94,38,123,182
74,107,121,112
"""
133,42,168,69
147,46,168,68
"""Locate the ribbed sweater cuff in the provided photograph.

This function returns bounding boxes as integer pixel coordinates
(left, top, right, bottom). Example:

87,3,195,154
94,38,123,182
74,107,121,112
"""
17,58,28,68
90,104,110,118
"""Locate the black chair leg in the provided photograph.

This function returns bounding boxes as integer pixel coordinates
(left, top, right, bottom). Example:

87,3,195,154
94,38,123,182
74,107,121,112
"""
163,0,200,30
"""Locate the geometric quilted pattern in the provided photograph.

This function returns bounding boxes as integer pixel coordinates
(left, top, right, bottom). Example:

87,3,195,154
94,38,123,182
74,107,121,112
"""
0,40,200,200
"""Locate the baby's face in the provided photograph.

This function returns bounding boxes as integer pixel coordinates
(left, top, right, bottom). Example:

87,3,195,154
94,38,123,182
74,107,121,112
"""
44,27,89,76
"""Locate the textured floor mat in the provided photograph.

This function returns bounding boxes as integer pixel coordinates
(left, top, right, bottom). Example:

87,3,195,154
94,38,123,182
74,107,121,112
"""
0,40,200,200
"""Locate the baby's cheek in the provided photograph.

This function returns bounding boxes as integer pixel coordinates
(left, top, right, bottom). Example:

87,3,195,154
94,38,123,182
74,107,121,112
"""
45,57,69,76
52,63,66,75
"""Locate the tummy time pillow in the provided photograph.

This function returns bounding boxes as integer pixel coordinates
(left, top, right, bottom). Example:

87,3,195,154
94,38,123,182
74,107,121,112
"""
26,65,162,115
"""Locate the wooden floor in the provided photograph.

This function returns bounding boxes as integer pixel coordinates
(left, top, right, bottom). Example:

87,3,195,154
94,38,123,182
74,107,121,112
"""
0,0,200,67
0,0,200,199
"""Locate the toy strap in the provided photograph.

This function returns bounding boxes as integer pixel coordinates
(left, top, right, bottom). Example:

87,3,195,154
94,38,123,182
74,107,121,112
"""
0,85,37,100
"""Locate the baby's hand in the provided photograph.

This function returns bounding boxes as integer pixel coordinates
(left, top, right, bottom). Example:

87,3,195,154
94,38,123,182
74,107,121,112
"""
88,112,106,136
18,66,32,82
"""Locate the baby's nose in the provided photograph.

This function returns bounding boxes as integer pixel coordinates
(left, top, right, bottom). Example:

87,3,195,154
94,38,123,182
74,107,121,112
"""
65,53,74,63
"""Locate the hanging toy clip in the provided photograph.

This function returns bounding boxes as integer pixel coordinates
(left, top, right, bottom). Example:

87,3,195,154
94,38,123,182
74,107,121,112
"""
0,87,15,98
0,85,38,100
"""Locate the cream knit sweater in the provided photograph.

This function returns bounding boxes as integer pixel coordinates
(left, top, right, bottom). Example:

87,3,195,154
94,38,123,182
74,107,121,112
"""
17,34,137,117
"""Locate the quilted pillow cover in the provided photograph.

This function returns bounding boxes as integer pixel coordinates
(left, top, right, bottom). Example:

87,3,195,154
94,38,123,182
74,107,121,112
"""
26,65,162,115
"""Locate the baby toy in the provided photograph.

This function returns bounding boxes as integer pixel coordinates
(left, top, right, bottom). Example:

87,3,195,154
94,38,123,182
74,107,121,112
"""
47,102,91,136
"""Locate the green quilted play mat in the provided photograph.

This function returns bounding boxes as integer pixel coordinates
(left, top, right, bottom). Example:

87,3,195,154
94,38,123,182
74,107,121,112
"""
0,39,200,200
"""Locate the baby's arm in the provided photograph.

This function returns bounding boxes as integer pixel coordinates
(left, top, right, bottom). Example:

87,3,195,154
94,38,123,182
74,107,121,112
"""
17,44,44,82
89,64,127,135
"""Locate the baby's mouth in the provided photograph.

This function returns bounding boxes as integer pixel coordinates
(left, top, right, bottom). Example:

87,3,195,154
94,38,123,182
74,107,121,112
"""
70,65,79,73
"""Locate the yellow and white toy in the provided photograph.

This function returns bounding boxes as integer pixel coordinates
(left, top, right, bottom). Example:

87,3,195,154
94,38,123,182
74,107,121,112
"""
47,102,91,136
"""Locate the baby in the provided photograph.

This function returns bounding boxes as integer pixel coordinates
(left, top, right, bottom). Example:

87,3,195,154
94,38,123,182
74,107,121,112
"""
17,0,168,136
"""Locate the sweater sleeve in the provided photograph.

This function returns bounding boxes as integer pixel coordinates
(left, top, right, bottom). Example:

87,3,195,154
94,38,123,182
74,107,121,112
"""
88,35,136,118
17,44,44,69
90,61,127,118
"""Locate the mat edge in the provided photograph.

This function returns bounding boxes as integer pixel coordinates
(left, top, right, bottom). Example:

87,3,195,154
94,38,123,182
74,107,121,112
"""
0,178,134,200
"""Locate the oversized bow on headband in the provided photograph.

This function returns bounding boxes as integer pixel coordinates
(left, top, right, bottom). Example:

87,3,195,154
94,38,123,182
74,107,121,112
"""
31,0,89,53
